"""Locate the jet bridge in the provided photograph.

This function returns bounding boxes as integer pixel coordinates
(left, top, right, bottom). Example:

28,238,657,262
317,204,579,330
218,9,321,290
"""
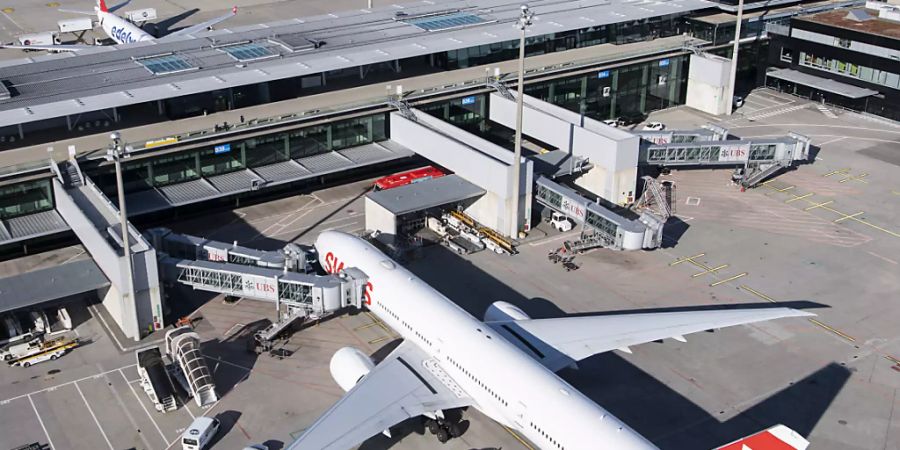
534,176,664,251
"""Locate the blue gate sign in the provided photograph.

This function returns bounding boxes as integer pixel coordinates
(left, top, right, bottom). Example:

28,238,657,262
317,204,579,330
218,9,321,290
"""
461,96,476,105
659,58,670,67
597,70,610,79
214,143,231,154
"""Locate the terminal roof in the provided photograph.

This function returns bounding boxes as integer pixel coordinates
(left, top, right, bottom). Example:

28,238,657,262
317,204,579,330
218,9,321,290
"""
0,259,108,314
367,174,486,215
796,7,900,40
0,0,714,127
766,68,879,98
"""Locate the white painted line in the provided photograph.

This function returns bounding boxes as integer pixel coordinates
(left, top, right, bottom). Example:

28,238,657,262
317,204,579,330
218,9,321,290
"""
102,372,154,450
815,137,845,147
120,368,169,446
527,231,581,247
0,363,139,404
61,249,87,264
74,382,115,450
867,251,898,265
28,395,56,450
0,10,24,31
184,402,196,419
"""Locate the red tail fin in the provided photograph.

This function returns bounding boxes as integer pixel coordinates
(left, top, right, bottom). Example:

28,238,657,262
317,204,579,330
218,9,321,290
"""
97,0,108,12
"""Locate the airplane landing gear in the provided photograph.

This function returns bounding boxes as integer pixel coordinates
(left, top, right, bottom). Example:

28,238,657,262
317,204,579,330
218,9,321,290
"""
424,416,465,444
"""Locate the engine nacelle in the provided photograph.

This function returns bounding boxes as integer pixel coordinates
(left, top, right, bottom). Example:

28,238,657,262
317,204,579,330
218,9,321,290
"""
484,301,531,322
329,347,375,392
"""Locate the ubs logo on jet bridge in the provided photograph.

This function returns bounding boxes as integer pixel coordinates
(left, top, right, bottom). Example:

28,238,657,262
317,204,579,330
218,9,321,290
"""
324,252,373,305
110,26,137,44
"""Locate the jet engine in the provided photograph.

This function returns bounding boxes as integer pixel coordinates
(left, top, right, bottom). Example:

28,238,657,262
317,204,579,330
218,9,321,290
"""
329,347,375,392
484,301,531,322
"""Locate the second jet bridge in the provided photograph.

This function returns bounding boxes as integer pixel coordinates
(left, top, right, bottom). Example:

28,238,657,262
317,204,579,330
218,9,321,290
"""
534,176,665,251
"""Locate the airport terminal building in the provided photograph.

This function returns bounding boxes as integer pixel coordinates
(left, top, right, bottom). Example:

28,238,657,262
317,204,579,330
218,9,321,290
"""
0,0,857,339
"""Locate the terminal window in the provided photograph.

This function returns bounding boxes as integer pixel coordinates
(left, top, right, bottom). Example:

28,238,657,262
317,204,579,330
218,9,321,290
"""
136,54,197,75
403,12,486,31
219,43,277,62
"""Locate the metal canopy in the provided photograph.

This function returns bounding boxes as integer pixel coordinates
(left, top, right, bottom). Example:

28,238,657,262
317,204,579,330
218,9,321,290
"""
366,174,485,215
766,68,879,99
0,259,109,314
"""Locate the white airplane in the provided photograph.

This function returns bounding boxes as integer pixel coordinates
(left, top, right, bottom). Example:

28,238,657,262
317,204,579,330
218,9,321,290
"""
288,230,814,450
2,0,236,52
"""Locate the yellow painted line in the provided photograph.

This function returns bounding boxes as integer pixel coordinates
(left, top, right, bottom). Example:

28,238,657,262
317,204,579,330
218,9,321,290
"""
503,426,536,450
759,179,777,186
710,272,748,287
353,322,381,331
670,253,705,266
739,285,777,303
808,318,855,342
46,2,60,7
785,193,814,203
823,168,850,177
884,355,900,365
804,200,834,211
839,173,868,184
849,218,900,238
368,336,390,345
892,190,900,196
833,211,864,223
692,264,728,278
774,185,795,193
1,7,12,13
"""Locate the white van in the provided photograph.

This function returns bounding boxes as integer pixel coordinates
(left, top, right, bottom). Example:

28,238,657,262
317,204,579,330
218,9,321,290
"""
182,417,220,450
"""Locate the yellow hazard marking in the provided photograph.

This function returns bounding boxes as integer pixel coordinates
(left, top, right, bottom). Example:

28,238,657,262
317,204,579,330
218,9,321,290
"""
785,193,813,203
710,273,747,287
833,212,864,223
739,285,776,303
46,2,60,7
503,426,536,450
692,264,728,278
808,318,856,342
670,253,705,266
803,200,834,211
1,7,13,13
839,173,868,184
823,168,850,177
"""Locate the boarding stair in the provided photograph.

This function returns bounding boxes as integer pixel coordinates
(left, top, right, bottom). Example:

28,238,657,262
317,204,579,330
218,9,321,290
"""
741,159,791,188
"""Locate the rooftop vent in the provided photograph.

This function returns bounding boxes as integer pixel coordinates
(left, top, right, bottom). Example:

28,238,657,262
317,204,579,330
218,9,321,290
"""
401,11,492,31
845,9,873,21
268,33,323,52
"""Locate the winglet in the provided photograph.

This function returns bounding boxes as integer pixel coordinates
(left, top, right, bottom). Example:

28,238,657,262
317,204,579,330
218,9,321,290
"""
714,424,810,450
97,0,108,12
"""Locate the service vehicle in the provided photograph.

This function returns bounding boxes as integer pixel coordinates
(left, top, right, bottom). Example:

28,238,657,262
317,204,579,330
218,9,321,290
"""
373,166,446,191
549,212,573,232
602,119,619,128
642,121,666,131
9,338,78,367
182,416,221,450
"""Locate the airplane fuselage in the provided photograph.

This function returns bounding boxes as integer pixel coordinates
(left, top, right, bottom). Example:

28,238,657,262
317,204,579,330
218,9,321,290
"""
98,10,153,45
317,231,658,450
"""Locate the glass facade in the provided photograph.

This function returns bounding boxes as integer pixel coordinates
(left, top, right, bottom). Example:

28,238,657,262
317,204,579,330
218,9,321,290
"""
798,51,900,90
0,11,694,151
0,178,53,220
87,113,389,198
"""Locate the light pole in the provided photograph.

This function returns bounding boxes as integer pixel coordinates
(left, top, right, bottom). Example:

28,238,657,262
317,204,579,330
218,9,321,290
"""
510,4,533,238
107,132,137,339
725,0,744,115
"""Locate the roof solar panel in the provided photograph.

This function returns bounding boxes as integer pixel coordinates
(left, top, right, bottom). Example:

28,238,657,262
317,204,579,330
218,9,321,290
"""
135,54,196,75
404,12,486,31
220,43,277,62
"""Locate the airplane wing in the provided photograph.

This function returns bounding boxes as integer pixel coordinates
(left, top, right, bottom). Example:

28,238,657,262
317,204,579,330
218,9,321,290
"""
0,44,97,52
490,307,814,372
285,340,472,450
164,7,236,38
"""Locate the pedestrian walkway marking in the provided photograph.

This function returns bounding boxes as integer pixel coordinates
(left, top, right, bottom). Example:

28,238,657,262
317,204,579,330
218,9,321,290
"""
746,104,809,121
816,104,839,119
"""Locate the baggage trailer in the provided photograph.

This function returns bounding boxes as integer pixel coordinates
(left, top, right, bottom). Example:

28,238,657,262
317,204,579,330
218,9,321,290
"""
9,338,78,367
